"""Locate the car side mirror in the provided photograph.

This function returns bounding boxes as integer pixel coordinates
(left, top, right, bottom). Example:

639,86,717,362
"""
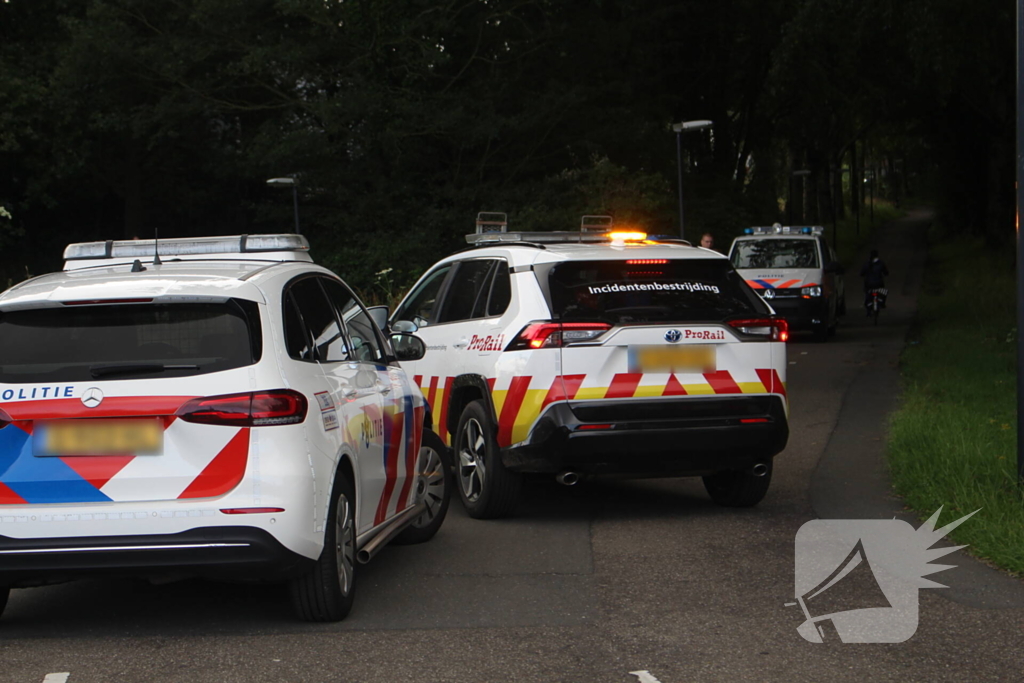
391,319,418,334
390,332,426,361
367,305,390,331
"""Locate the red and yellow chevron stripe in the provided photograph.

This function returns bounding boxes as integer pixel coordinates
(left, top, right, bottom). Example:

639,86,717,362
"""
416,370,786,448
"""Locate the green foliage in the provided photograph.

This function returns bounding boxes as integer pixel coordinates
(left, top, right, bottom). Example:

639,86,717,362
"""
0,0,1012,291
888,237,1024,575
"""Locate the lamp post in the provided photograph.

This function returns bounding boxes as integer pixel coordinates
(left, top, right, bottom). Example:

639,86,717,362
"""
789,169,811,225
266,177,301,234
1016,0,1023,485
671,119,713,239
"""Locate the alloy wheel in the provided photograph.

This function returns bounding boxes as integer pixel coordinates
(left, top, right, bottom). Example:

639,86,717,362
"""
458,417,487,502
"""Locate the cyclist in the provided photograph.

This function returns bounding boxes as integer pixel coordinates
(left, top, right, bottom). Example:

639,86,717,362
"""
860,249,889,315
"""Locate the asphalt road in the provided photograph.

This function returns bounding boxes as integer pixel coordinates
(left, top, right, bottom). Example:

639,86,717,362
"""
3,209,1024,682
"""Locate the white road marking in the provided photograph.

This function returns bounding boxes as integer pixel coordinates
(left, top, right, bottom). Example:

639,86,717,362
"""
629,671,663,683
42,674,70,683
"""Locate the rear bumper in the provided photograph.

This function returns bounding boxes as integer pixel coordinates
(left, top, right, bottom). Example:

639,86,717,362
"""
0,526,314,587
503,395,788,476
765,297,829,331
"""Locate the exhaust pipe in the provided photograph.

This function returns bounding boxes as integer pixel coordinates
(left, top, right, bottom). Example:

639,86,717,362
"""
356,502,426,564
555,471,580,486
750,462,769,477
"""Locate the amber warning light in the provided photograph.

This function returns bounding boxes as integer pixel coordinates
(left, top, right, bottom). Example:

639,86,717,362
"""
607,231,647,244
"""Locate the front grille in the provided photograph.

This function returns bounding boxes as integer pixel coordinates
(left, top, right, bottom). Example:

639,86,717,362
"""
761,288,801,299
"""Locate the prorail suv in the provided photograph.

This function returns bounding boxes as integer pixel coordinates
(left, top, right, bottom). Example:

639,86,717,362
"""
382,214,790,519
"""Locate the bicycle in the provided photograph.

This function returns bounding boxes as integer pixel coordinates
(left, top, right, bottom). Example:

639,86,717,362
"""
866,288,887,325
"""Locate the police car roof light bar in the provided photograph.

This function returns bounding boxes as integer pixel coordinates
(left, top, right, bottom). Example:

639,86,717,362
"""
63,234,311,264
475,212,508,234
747,225,824,236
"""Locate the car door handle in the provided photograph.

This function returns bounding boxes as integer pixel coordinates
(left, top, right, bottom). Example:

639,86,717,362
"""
453,338,469,349
340,386,358,399
376,381,391,395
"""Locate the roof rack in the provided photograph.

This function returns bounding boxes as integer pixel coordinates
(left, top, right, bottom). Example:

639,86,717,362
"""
744,224,824,236
63,234,312,270
467,211,660,246
580,215,613,233
466,231,612,246
475,212,508,234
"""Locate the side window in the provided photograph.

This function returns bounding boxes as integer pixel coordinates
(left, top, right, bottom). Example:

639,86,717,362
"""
470,263,498,319
283,294,313,361
323,278,383,364
486,263,511,317
393,265,452,328
287,277,348,362
437,260,497,324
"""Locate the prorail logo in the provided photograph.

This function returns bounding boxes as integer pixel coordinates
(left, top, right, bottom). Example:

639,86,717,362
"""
466,334,505,352
684,329,725,340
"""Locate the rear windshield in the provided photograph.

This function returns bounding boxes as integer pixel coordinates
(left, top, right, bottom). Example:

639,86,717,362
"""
0,300,262,383
730,239,820,269
547,259,769,324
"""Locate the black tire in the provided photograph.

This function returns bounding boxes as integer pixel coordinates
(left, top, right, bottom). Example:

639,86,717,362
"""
454,400,522,519
838,293,847,316
0,586,8,619
703,460,773,507
393,429,452,544
290,469,357,622
872,298,880,326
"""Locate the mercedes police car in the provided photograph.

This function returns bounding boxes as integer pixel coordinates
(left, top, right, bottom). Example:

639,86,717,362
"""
381,214,789,519
728,225,845,341
0,235,450,622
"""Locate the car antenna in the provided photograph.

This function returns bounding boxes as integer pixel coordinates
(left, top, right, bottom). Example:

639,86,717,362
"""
153,228,162,266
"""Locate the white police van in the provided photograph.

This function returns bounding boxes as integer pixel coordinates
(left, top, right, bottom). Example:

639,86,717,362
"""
382,214,790,519
728,225,845,341
0,235,450,622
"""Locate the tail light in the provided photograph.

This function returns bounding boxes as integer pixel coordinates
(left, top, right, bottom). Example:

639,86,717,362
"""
505,321,612,350
727,317,789,342
175,390,308,427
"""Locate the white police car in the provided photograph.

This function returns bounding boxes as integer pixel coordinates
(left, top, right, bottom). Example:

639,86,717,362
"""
0,235,450,622
728,225,846,341
383,215,789,519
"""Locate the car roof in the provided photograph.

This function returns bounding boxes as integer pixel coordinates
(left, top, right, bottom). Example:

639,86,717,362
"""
449,241,728,267
0,260,326,309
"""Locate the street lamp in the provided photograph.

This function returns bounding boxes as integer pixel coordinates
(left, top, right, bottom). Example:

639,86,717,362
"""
671,119,713,239
266,176,301,235
789,169,811,225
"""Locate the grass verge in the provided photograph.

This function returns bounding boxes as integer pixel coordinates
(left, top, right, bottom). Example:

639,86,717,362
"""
887,235,1023,574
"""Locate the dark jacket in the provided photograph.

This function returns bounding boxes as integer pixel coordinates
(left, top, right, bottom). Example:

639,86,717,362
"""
860,258,888,289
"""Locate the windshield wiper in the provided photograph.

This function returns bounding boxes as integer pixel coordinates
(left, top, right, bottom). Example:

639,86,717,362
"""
89,363,200,378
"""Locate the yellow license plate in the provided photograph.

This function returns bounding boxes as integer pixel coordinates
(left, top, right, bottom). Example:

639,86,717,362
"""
629,345,716,373
35,419,164,456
